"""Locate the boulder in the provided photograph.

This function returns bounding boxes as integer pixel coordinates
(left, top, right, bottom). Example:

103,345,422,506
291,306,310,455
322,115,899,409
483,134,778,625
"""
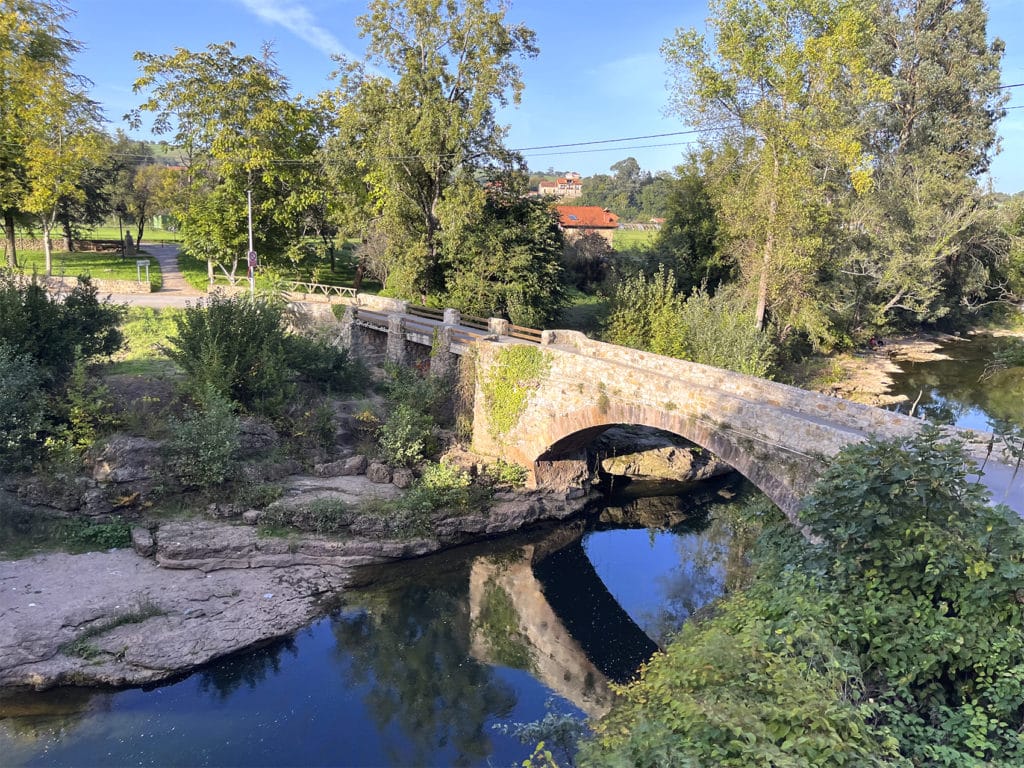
341,454,368,476
90,436,165,486
131,527,155,557
242,510,262,526
236,418,279,456
313,460,349,478
391,468,415,489
595,426,732,483
366,462,393,484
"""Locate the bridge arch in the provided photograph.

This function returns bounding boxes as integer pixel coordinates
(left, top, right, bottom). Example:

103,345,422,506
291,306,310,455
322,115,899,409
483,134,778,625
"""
530,400,817,517
471,332,924,523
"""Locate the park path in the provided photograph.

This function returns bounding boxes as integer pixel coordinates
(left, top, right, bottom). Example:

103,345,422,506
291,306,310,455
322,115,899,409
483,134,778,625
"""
106,242,202,308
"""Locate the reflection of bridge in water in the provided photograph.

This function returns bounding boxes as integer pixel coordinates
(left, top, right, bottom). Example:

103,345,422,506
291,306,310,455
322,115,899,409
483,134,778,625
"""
468,503,710,717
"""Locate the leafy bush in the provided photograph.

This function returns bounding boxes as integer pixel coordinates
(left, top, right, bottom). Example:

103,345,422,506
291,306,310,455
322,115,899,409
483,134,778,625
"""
259,498,356,536
377,403,436,467
381,362,448,422
0,270,124,389
46,358,117,461
485,459,528,487
404,460,475,513
0,342,47,469
166,293,290,414
583,429,1024,766
283,334,363,393
166,386,240,488
59,519,132,550
605,267,776,377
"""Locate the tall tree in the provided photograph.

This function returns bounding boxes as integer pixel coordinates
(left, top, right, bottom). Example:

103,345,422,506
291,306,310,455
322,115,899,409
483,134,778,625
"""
663,0,887,347
842,0,1008,329
131,43,329,282
0,0,85,267
21,69,105,274
327,0,538,300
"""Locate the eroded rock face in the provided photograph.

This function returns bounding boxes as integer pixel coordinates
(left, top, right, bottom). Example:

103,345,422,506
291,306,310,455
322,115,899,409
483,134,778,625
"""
391,468,414,489
236,418,279,456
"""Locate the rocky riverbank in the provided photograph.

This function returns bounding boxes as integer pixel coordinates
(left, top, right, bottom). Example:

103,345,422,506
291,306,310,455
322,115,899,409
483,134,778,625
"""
0,476,589,691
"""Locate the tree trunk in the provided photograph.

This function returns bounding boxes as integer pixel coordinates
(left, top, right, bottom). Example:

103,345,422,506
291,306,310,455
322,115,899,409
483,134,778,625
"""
136,219,146,246
3,211,17,268
62,219,75,252
41,216,53,276
207,257,215,286
755,151,781,333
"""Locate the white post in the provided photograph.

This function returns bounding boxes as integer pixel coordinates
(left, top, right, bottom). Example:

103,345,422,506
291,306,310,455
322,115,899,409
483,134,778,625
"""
247,189,255,297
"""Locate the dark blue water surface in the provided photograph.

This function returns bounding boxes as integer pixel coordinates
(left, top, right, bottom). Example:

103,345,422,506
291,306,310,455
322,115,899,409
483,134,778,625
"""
1,479,745,767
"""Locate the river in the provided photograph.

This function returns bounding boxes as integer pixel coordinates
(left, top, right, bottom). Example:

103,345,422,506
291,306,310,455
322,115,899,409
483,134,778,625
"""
0,476,750,767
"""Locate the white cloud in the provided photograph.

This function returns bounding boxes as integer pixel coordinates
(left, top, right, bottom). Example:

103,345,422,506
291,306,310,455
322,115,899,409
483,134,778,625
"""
238,0,352,59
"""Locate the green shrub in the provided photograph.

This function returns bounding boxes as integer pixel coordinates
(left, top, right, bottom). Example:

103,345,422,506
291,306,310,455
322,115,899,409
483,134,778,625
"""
259,498,355,536
0,270,124,389
582,429,1024,767
377,404,436,467
46,358,117,461
166,293,290,414
404,460,474,513
59,519,132,550
166,386,240,488
381,362,448,421
284,334,364,393
605,267,776,377
485,459,528,487
0,342,47,469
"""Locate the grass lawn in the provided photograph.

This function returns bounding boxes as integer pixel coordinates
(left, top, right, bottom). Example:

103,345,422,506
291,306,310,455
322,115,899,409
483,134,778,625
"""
101,306,182,377
12,250,163,291
557,289,611,337
81,225,181,244
613,229,657,251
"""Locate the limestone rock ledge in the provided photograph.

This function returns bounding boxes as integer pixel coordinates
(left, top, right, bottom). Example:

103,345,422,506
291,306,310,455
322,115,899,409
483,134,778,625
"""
0,490,587,691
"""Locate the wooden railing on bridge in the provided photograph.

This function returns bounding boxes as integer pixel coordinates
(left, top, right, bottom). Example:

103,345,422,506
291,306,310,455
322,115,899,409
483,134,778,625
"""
281,281,357,300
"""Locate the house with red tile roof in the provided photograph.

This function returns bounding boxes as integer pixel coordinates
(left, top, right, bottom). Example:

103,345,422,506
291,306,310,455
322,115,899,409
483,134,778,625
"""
556,205,620,244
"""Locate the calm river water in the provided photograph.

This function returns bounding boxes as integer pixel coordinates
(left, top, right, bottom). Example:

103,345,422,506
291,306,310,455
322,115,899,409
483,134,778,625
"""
0,476,749,767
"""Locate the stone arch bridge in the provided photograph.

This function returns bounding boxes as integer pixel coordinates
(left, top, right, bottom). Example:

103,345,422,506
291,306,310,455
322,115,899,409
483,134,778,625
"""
315,297,1017,523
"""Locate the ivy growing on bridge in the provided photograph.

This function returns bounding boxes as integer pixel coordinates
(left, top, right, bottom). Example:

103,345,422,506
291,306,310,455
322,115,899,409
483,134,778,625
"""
480,345,551,439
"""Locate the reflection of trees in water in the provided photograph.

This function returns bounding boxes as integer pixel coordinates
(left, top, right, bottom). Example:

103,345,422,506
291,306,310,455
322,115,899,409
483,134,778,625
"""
331,575,517,767
639,495,763,646
197,639,298,700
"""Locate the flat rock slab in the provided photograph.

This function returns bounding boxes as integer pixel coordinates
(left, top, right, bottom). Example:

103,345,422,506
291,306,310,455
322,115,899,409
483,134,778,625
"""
281,474,401,507
0,547,350,690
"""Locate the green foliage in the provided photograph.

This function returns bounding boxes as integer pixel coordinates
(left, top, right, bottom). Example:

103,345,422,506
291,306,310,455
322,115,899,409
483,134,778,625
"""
583,429,1024,767
283,334,363,393
165,386,240,489
381,362,448,423
259,497,356,537
485,459,528,488
46,358,117,460
58,518,132,550
605,267,776,377
166,293,290,414
404,460,476,514
377,404,436,468
0,341,47,469
442,191,567,326
481,345,550,438
326,0,538,300
0,270,124,389
233,482,284,509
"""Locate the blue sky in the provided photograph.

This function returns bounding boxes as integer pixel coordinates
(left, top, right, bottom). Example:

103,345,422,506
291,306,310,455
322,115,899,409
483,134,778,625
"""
67,0,1024,192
